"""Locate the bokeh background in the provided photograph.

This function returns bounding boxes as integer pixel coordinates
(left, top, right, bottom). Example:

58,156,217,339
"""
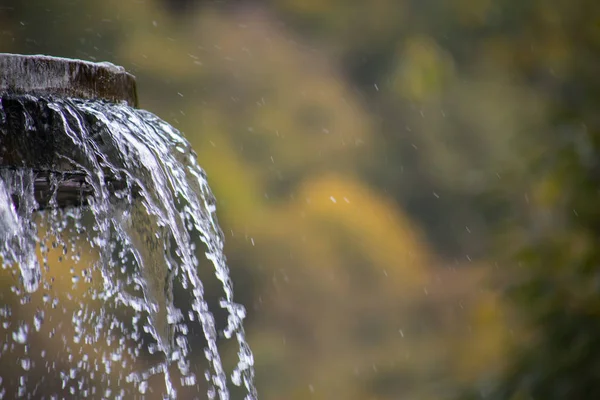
1,0,600,399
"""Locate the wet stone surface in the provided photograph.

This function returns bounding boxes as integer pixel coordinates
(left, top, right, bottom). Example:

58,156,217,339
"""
0,94,126,209
0,54,138,107
0,54,138,208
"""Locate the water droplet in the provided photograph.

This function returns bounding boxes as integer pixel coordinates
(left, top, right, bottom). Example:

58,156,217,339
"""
12,324,28,344
20,358,31,371
138,381,148,394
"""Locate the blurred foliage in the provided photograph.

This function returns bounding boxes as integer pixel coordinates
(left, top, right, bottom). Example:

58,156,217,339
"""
1,0,599,398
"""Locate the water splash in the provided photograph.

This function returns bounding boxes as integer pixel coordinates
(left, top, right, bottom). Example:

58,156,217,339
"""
0,94,257,399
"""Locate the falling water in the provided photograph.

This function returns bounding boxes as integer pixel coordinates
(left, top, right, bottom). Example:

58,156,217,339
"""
0,94,257,399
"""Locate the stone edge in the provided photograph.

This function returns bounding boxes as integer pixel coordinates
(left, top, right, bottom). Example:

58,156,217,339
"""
0,53,138,107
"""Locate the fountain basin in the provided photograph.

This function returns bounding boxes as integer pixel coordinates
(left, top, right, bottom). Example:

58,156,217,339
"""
0,54,138,209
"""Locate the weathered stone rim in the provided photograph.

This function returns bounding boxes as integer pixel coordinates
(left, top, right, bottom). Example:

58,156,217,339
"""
0,53,138,107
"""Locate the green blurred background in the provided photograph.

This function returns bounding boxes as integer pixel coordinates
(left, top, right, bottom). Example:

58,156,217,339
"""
2,0,600,399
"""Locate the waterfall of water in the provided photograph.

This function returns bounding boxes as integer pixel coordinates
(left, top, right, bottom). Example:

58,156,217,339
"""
0,94,257,399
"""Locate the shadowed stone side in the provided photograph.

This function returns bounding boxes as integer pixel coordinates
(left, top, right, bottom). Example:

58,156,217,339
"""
0,94,129,209
0,53,138,107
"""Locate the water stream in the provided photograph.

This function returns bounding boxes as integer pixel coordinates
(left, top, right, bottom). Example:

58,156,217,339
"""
0,94,256,399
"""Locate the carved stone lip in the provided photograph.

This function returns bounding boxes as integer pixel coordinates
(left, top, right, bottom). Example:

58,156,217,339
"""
0,54,139,209
0,53,138,107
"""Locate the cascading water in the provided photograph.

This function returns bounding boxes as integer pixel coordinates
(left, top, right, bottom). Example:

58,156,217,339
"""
0,93,257,399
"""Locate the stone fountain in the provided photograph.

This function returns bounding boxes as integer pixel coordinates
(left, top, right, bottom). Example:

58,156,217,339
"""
0,54,257,399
